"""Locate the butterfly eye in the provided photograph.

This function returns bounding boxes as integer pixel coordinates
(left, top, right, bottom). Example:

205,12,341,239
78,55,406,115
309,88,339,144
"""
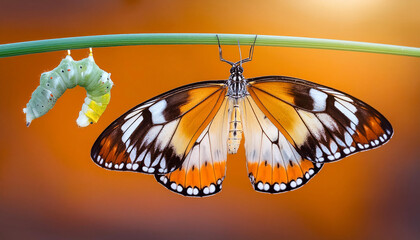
238,66,244,73
230,67,235,73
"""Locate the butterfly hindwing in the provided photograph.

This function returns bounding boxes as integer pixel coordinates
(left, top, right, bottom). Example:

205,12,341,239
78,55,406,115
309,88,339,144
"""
247,76,393,164
240,96,323,193
155,97,230,197
91,81,227,175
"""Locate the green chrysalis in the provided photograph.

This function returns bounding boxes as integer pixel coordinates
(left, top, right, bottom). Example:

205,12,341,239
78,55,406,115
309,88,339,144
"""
23,49,113,127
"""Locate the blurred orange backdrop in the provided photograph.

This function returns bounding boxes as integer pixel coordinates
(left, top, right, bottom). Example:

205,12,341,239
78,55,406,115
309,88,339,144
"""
0,0,419,239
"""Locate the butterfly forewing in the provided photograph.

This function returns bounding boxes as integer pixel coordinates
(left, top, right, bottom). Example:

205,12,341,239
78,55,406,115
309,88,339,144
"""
247,76,393,164
91,81,227,175
155,97,231,197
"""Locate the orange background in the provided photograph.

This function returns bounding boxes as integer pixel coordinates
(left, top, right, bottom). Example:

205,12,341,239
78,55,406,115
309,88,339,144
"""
1,0,419,239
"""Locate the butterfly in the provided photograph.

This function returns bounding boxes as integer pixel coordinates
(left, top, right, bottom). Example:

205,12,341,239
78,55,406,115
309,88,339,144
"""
91,36,393,197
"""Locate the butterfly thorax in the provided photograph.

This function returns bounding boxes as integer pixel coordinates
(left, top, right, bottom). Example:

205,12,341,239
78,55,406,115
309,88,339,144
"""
226,65,248,98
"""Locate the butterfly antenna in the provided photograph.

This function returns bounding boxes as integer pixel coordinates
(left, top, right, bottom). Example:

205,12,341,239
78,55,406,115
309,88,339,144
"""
240,35,257,64
238,40,243,67
216,35,234,66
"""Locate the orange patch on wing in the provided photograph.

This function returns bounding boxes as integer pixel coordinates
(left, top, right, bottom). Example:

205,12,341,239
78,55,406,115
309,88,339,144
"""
286,163,303,182
256,162,273,184
352,130,369,145
213,161,226,180
363,124,378,140
299,159,315,172
168,168,187,185
247,90,307,147
249,81,297,106
172,88,226,157
165,161,225,191
101,146,117,164
185,166,200,187
272,163,288,184
200,163,216,187
178,86,224,114
113,153,126,165
368,116,386,136
247,162,258,176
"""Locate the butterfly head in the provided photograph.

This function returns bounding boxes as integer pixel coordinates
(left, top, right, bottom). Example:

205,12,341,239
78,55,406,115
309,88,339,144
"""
230,64,244,78
228,64,246,82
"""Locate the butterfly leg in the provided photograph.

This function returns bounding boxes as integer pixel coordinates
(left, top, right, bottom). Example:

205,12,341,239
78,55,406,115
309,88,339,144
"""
239,35,257,64
216,34,235,66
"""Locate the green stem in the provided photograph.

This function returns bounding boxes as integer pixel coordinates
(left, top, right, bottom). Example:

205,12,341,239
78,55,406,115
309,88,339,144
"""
1,33,419,58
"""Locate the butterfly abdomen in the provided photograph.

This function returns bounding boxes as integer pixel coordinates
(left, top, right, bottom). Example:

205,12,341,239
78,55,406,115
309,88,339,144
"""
23,54,113,127
228,99,243,154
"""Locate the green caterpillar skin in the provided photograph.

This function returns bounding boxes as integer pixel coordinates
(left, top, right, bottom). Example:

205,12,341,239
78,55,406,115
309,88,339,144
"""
23,54,113,127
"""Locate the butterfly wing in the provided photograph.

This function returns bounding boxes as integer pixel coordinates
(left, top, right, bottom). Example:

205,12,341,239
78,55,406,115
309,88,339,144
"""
155,97,230,197
91,81,227,175
240,96,323,193
247,76,393,164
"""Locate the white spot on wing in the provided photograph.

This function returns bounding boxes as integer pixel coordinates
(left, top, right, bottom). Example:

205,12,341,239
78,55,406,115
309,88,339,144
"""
122,116,144,143
124,110,141,120
121,115,139,132
320,143,331,155
334,136,346,147
129,147,137,162
309,88,328,111
149,100,167,124
156,120,179,151
136,150,147,163
132,163,139,170
315,146,322,158
334,101,359,125
330,141,338,153
144,152,151,167
344,132,353,146
142,125,162,145
317,113,339,131
336,98,357,113
209,184,216,193
280,183,287,190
